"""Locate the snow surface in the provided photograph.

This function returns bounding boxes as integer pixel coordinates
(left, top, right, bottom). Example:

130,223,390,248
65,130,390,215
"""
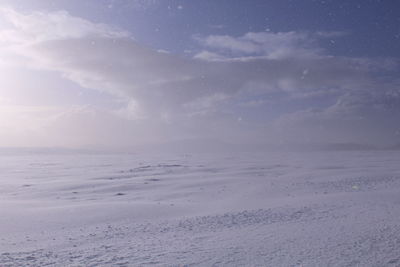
1,151,400,266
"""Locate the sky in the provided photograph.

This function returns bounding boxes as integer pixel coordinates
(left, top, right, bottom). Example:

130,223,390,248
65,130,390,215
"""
0,0,399,149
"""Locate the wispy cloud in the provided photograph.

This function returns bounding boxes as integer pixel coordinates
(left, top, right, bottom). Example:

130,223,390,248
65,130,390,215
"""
0,7,129,44
194,31,330,59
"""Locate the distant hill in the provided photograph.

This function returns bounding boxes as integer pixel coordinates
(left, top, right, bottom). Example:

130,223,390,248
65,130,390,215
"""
0,147,95,155
0,141,391,155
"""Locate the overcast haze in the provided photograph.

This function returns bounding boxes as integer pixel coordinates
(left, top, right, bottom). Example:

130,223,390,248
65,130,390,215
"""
0,0,399,149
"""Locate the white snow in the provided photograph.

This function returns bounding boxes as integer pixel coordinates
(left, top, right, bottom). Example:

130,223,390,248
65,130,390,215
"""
1,151,400,266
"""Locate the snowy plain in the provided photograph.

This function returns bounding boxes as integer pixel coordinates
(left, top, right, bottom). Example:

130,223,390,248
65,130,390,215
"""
1,150,400,266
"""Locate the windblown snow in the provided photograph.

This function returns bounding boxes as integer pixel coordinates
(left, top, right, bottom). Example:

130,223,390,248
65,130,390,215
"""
1,151,400,266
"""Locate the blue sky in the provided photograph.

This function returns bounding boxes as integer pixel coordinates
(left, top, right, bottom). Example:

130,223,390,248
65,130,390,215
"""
0,0,399,148
15,0,397,57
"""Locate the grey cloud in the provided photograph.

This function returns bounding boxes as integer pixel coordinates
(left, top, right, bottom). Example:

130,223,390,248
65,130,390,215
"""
27,36,390,112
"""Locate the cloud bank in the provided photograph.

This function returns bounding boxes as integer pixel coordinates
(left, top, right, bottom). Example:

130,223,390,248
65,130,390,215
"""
0,7,399,148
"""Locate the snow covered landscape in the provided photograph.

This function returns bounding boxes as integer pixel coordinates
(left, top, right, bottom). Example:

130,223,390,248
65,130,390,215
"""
1,1,399,266
2,150,400,266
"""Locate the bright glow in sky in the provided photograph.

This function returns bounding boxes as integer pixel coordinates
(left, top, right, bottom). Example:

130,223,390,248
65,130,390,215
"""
0,0,399,149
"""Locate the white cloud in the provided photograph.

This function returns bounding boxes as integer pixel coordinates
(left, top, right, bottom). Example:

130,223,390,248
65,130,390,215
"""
193,51,228,62
0,7,129,44
315,31,348,38
0,7,399,147
194,31,325,59
1,8,388,110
